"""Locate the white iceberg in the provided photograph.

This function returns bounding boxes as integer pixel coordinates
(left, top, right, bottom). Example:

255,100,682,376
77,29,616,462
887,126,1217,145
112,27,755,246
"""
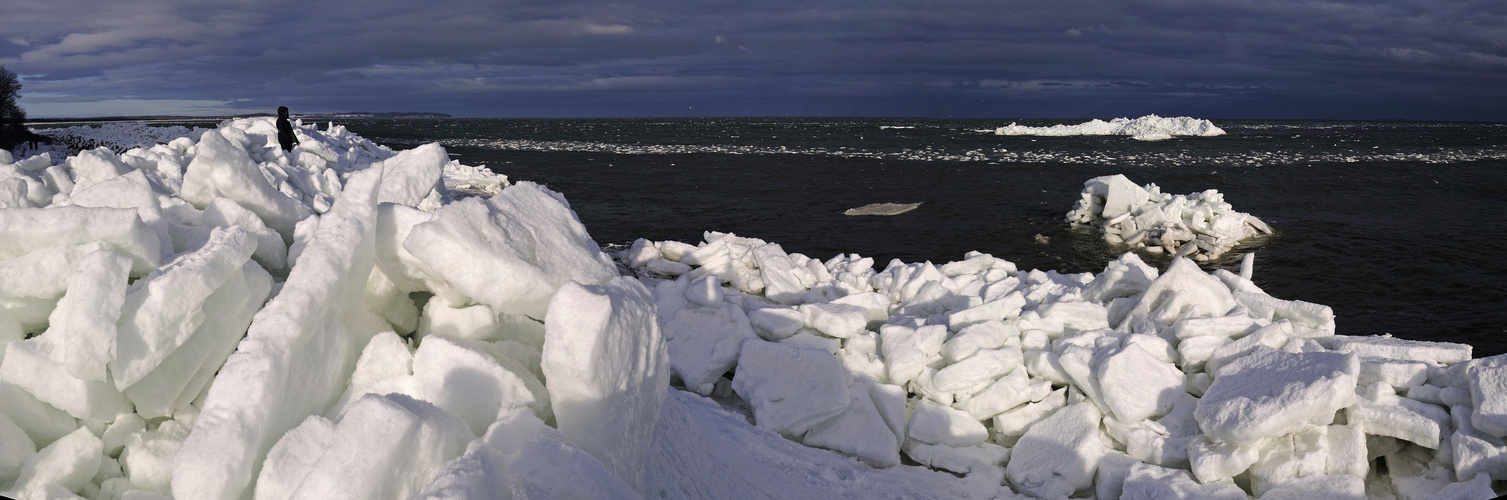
993,114,1226,140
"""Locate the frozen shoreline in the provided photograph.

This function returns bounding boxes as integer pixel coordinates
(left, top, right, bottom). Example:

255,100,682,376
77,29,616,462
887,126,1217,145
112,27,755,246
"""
1,121,1503,499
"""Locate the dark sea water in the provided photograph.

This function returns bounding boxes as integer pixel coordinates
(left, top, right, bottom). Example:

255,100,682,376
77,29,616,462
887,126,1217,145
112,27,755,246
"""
338,118,1507,356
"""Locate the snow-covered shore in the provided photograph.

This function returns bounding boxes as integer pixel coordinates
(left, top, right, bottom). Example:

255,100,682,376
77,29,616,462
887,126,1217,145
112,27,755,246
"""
1,121,1502,499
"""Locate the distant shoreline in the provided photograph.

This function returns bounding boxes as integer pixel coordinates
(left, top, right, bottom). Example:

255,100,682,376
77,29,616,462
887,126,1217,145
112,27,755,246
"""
25,111,453,125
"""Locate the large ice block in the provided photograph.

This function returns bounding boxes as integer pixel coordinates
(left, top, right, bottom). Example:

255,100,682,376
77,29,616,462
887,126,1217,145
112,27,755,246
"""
403,182,616,318
1195,347,1359,444
542,277,668,491
733,341,853,439
1004,402,1105,499
0,206,162,275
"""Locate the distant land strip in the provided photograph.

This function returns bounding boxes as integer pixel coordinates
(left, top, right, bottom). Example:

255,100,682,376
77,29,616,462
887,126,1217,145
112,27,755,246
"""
26,111,452,124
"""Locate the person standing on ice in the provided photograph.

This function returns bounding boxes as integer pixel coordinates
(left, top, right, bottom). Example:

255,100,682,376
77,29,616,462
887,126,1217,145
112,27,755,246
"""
276,106,300,152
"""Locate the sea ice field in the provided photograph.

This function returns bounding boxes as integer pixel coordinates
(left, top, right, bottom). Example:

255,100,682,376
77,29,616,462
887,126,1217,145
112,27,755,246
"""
1,117,1506,499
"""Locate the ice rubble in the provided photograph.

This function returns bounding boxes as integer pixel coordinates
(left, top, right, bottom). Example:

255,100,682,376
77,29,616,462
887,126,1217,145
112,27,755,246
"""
623,232,1505,499
1067,174,1274,261
1,120,1504,500
993,114,1226,141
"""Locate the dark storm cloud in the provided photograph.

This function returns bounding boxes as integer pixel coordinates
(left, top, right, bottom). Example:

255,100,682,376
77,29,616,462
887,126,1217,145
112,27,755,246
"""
2,0,1504,118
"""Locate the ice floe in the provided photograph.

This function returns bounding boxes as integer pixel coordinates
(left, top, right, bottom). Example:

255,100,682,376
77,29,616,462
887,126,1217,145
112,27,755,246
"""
993,114,1226,141
844,202,922,216
1067,174,1274,261
1,119,1503,499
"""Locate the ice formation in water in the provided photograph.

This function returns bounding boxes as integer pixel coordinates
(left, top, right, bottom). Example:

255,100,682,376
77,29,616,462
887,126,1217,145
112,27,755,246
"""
843,202,922,216
993,114,1226,141
1,120,1503,500
1067,174,1273,262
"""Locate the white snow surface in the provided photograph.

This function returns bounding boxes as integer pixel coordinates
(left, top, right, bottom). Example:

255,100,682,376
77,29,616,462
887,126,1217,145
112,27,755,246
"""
993,114,1226,140
0,119,1501,499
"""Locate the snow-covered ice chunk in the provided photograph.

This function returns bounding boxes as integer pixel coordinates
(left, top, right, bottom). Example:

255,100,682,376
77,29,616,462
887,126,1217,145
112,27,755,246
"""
1169,315,1264,341
1194,347,1359,444
908,400,988,448
542,277,668,491
879,324,947,387
1258,474,1365,500
1469,360,1507,438
67,147,131,193
0,206,163,276
1082,252,1158,303
413,335,547,436
254,415,334,500
798,302,868,339
1097,341,1186,423
645,258,691,276
373,202,437,292
0,336,130,420
416,301,503,342
732,341,853,439
173,167,387,500
1348,398,1443,449
112,226,258,390
683,275,723,308
0,242,112,306
663,295,757,395
375,143,446,207
0,410,33,486
747,306,804,342
1004,402,1105,499
831,291,892,326
181,129,312,239
753,243,807,304
1120,462,1246,500
941,320,1015,364
1358,357,1430,390
64,170,172,260
0,383,77,449
120,419,192,494
1234,291,1335,333
1317,335,1473,366
945,292,1026,330
285,394,472,500
802,382,901,467
403,182,616,319
955,368,1049,421
1126,258,1236,327
3,426,101,499
993,388,1067,441
932,347,1022,394
125,260,272,418
902,441,1010,476
1429,471,1495,500
202,197,289,270
412,409,634,500
327,331,420,419
31,248,129,382
1186,434,1261,483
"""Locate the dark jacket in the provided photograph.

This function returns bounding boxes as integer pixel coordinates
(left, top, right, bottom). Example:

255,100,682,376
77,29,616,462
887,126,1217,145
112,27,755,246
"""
276,116,299,152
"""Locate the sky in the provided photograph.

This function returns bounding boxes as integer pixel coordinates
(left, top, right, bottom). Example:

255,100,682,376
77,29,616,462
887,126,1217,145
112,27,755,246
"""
2,0,1505,120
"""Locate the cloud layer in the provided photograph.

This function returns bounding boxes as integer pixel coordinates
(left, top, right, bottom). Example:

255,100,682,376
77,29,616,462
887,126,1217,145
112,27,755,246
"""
4,0,1505,118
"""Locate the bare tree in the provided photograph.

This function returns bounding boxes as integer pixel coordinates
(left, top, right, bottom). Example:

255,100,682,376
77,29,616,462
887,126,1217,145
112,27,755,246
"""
0,65,25,150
